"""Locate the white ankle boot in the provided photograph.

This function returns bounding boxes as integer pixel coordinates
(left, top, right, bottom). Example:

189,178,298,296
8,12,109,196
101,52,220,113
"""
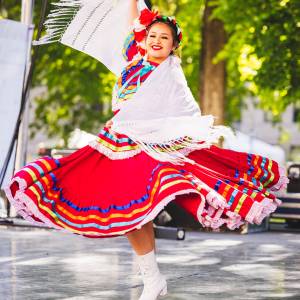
137,250,167,300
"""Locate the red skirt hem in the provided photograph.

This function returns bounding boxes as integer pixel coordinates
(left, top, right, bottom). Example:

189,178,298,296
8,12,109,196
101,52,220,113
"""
4,144,288,238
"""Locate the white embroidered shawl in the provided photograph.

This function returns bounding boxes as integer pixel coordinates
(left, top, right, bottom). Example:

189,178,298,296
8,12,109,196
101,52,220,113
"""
111,55,231,164
35,0,232,164
34,0,134,75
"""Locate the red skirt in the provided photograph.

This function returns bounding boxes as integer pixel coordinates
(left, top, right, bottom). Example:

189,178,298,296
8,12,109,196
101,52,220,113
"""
5,127,288,238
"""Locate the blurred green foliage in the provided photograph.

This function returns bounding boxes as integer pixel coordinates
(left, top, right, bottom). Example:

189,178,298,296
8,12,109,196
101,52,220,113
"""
213,0,300,120
1,1,115,144
1,0,300,143
32,43,115,142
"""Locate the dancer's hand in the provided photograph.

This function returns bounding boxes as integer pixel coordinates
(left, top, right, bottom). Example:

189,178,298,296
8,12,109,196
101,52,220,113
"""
105,119,113,129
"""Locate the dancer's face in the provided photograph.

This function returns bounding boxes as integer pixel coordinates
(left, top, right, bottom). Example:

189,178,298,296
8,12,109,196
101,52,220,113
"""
145,22,176,64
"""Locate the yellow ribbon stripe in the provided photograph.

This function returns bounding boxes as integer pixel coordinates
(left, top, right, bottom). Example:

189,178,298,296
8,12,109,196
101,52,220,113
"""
97,138,139,152
234,194,247,213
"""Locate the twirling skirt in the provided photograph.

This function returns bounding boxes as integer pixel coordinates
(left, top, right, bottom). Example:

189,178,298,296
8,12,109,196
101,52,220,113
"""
4,127,287,238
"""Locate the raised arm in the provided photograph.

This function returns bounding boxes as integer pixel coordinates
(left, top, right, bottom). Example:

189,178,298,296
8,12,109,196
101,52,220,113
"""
129,0,139,26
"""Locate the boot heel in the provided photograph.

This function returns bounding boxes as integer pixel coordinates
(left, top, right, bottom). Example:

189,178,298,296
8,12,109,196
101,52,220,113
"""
159,285,168,297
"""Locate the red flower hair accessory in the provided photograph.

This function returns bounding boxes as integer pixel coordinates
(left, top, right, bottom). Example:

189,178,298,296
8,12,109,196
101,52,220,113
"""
139,9,159,26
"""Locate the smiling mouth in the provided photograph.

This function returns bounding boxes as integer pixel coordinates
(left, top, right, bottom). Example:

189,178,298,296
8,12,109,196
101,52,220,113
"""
151,45,163,50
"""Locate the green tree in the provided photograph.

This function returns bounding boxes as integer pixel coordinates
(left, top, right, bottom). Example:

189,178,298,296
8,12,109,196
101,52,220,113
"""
200,0,226,125
32,43,115,142
213,0,300,121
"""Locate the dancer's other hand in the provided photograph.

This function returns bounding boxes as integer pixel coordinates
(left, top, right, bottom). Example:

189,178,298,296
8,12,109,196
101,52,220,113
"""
105,119,113,129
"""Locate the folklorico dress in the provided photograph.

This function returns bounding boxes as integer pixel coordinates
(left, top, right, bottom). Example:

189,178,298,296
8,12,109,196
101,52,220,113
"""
5,27,288,238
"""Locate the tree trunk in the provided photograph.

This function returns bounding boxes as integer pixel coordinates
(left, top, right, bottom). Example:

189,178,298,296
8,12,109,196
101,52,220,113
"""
200,0,226,125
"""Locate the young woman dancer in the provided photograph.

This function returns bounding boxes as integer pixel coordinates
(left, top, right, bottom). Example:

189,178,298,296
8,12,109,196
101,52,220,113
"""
5,1,288,299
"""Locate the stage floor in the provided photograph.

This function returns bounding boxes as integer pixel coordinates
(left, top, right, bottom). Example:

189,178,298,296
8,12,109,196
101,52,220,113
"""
0,225,299,299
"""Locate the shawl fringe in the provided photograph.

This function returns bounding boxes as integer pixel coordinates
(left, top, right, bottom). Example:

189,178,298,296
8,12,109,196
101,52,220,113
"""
33,0,83,45
112,123,234,165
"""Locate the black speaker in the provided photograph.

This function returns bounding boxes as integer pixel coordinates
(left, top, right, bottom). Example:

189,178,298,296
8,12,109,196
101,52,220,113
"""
287,164,300,193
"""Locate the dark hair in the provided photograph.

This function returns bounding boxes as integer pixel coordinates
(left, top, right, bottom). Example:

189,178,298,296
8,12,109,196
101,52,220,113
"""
146,18,180,49
144,0,152,10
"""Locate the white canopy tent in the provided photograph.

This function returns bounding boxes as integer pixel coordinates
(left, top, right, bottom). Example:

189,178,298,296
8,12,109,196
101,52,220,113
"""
0,19,31,188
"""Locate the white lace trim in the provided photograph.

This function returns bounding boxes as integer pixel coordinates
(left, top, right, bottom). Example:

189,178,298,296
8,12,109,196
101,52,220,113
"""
4,184,60,229
4,167,283,236
245,196,282,225
270,166,289,191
